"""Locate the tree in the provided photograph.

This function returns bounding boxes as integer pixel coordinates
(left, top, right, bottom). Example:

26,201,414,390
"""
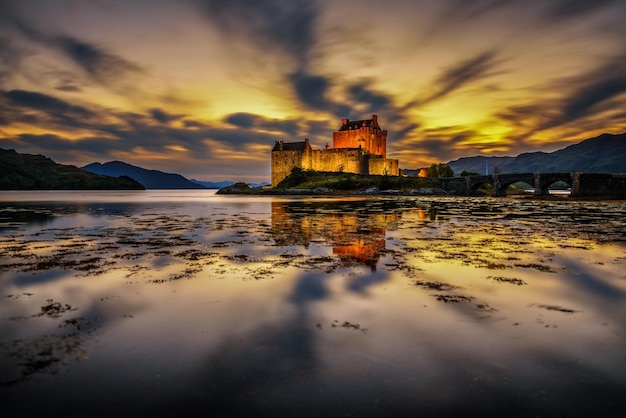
428,163,454,178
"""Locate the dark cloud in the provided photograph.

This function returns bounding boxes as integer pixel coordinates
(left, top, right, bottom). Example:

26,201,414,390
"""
288,70,355,119
183,119,207,129
495,54,626,137
8,17,143,89
149,108,181,124
289,71,330,110
14,133,115,154
54,78,83,92
442,0,522,21
55,36,144,85
2,89,94,121
418,50,504,106
346,83,391,114
543,0,620,20
224,112,299,137
560,73,626,125
195,0,319,69
418,0,527,42
224,112,256,129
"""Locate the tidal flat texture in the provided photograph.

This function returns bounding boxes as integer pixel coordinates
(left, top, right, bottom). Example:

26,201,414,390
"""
1,191,625,417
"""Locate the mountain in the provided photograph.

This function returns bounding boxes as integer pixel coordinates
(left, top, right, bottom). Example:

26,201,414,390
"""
0,148,144,190
445,156,515,175
190,179,235,189
82,161,206,189
447,132,626,175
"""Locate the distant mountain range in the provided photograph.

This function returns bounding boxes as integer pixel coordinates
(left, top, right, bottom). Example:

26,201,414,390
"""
82,162,269,189
189,179,236,189
82,161,206,189
0,148,144,190
446,132,626,175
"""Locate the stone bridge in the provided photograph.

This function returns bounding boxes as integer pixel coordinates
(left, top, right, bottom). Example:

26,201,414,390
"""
440,173,626,198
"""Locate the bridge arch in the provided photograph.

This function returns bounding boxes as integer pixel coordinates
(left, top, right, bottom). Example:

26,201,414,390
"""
466,175,494,195
494,173,536,196
534,173,572,196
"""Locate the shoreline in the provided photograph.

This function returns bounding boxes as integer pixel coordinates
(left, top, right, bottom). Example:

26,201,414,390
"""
217,186,625,201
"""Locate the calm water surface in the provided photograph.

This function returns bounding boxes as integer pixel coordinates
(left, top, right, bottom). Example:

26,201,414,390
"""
1,190,625,417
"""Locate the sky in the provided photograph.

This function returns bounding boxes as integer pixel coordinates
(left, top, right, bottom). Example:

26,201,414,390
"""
1,0,625,183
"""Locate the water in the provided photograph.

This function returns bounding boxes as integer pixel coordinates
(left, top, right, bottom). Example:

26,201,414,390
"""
1,190,625,417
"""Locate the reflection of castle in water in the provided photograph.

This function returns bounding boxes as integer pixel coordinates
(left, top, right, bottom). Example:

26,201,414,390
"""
271,201,400,271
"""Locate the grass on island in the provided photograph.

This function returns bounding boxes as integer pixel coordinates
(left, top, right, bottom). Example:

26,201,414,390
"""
218,169,443,194
274,168,441,191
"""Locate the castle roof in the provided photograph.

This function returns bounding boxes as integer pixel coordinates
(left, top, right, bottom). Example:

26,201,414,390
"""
271,140,308,152
338,115,381,131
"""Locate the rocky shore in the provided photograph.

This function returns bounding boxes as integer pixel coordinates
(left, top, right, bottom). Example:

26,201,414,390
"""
216,182,446,196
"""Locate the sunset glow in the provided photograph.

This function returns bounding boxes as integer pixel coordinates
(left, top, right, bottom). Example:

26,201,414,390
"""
1,0,625,182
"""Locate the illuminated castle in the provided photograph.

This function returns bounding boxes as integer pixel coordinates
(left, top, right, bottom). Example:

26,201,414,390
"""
271,115,399,187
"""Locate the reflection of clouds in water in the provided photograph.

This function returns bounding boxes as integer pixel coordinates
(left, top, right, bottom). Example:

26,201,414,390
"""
289,271,330,304
1,194,626,416
346,268,390,294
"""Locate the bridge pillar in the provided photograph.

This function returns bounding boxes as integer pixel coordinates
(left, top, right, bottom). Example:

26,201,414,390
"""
533,173,548,196
493,174,506,197
571,172,581,197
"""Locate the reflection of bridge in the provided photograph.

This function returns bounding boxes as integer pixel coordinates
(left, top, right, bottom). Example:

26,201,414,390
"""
440,173,626,198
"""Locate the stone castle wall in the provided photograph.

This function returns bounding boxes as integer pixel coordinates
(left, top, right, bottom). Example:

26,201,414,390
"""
271,149,304,187
272,147,399,186
310,149,369,174
332,127,387,158
369,158,399,176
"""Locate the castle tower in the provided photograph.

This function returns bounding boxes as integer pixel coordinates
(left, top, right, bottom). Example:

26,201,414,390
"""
332,114,387,158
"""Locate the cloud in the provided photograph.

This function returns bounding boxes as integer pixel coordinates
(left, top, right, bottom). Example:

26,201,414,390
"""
441,0,523,21
346,83,391,114
543,0,620,20
8,16,144,90
289,71,330,110
494,54,626,138
11,133,115,154
417,50,505,106
55,36,144,85
3,89,92,117
0,88,290,179
0,36,25,87
559,67,626,125
149,108,182,124
1,89,97,130
195,0,319,70
224,112,300,137
287,73,414,126
224,112,256,129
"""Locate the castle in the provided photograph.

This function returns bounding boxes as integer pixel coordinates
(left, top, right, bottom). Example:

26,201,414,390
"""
271,114,399,186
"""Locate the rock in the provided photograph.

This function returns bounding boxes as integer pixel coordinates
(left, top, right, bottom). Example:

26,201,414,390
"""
216,182,252,194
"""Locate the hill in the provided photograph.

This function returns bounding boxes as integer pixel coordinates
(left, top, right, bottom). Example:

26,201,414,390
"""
83,161,206,189
0,148,144,190
190,179,235,189
190,179,271,189
447,132,626,174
